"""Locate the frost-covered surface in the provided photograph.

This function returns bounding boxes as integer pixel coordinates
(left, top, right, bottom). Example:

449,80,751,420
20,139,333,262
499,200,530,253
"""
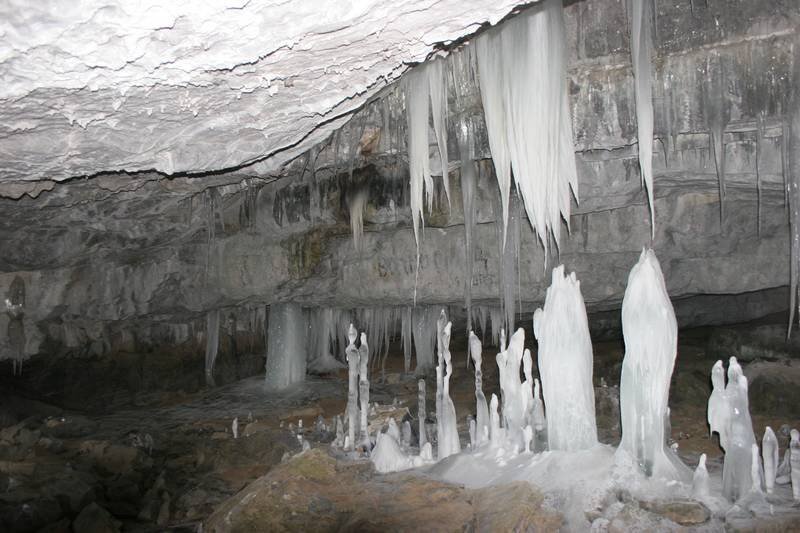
0,0,523,185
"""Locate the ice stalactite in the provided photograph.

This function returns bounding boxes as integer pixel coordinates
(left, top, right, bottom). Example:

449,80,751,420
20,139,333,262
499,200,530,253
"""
787,85,800,335
703,53,729,224
401,307,413,373
469,331,489,447
265,303,307,391
348,189,367,252
428,59,450,207
533,266,597,452
204,309,220,387
475,0,578,257
628,0,656,234
755,112,766,236
418,379,427,448
438,322,460,459
762,426,778,494
412,306,437,373
618,249,689,481
502,193,521,334
307,308,345,374
460,151,477,341
358,332,371,449
345,324,359,450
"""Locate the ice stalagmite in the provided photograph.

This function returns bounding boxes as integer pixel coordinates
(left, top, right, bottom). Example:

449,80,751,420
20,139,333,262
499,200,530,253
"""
791,429,800,501
763,426,778,494
489,393,502,448
418,379,427,447
438,323,460,459
628,0,656,232
618,250,689,481
498,328,526,450
531,379,547,452
265,303,307,390
521,349,534,430
469,331,489,447
692,453,711,501
358,332,370,448
708,360,729,447
435,310,447,454
720,361,757,502
475,0,578,256
534,266,597,452
345,324,359,450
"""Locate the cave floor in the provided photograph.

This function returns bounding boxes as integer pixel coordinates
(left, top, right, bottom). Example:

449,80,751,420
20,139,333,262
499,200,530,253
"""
1,326,800,532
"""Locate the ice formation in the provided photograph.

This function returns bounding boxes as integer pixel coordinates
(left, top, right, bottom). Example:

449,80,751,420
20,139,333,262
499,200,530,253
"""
418,379,427,447
692,453,711,501
792,429,800,501
232,417,238,440
460,157,477,338
489,393,503,448
265,303,307,390
469,331,489,447
204,309,220,387
618,250,688,481
497,328,527,451
412,306,437,373
438,322,460,459
533,266,597,452
345,324,360,449
358,332,371,447
531,379,547,452
371,432,415,473
762,426,778,494
348,189,368,252
628,0,655,231
475,0,577,254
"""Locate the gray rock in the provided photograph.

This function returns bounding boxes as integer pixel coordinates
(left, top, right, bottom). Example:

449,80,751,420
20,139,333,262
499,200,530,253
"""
73,503,120,533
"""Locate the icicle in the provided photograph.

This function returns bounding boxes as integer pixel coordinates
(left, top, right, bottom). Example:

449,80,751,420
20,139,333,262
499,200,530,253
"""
629,0,656,235
204,309,220,387
755,112,766,236
460,126,477,341
475,0,578,255
428,59,450,207
787,95,800,335
401,307,413,373
704,53,729,225
349,190,367,252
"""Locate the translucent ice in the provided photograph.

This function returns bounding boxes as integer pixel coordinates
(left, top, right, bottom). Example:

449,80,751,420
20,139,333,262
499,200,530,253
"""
534,266,597,452
265,303,307,390
762,426,778,494
346,324,360,449
692,453,710,500
358,332,371,447
498,328,526,450
617,250,689,481
792,429,800,501
438,322,460,459
489,393,502,448
719,361,757,502
469,331,489,447
371,432,413,473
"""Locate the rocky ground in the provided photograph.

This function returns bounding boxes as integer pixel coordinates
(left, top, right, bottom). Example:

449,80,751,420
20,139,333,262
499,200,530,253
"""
1,317,799,532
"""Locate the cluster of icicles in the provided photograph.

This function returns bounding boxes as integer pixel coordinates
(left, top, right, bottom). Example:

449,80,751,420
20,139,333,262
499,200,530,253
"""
325,249,800,512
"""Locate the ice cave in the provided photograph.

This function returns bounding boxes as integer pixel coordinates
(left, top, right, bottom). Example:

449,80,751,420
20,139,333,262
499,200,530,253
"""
1,0,800,531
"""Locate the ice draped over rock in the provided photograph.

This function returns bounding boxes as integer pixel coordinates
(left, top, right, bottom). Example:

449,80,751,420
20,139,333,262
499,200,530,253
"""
617,249,690,482
533,266,597,452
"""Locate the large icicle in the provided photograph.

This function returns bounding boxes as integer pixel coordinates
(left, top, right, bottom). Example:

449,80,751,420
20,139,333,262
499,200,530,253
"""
265,303,307,390
475,0,578,255
533,266,597,452
629,0,656,234
204,309,220,387
617,249,690,481
788,91,800,335
428,58,450,207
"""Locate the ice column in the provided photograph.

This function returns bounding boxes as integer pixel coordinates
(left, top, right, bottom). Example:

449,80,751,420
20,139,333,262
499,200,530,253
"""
534,266,597,452
498,328,526,450
791,429,800,501
762,426,778,494
469,331,489,447
358,332,370,447
438,322,460,459
265,303,307,390
618,249,689,481
345,324,359,449
720,359,757,502
418,379,427,448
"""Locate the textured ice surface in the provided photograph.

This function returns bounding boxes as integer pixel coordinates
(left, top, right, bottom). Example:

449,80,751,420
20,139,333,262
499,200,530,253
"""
475,0,577,255
346,324,360,449
358,332,370,447
265,303,307,390
469,331,489,448
791,429,800,501
438,322,460,459
533,266,597,452
618,249,689,482
762,426,778,494
628,0,655,231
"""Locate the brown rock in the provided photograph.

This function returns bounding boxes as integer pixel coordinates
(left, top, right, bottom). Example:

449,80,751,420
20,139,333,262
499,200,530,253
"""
640,499,711,526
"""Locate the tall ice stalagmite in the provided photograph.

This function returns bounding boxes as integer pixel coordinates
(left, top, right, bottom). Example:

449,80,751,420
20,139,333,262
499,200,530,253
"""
533,265,597,452
618,249,690,481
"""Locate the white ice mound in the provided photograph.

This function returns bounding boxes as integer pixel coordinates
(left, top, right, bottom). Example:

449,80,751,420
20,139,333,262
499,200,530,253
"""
533,265,597,452
618,249,690,482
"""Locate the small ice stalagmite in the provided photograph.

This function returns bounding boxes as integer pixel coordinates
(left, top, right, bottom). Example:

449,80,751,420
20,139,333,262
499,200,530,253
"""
401,420,412,448
387,418,401,442
617,250,689,481
521,349,535,426
708,360,729,448
335,415,344,447
762,426,778,494
791,429,800,501
722,371,757,502
418,379,427,447
438,322,461,459
534,265,597,452
531,379,547,452
469,331,490,447
358,332,371,448
489,393,502,448
523,425,533,453
692,453,711,501
750,443,764,494
232,417,239,440
345,324,360,450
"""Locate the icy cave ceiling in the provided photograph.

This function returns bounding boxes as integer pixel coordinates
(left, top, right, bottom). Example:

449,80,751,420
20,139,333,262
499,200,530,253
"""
0,0,529,196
